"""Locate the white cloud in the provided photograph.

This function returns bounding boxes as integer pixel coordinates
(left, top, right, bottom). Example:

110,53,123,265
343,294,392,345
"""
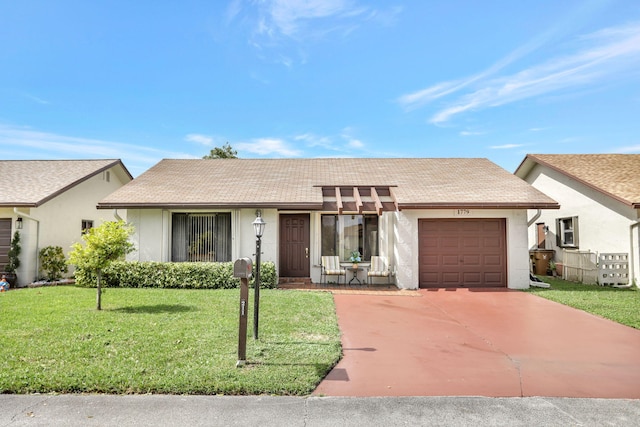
489,144,526,149
612,144,640,153
267,0,356,37
340,127,366,150
236,138,302,156
185,133,214,146
459,131,485,136
23,93,50,105
397,19,562,111
398,22,640,125
397,82,463,110
0,124,192,176
558,137,580,144
226,0,242,23
231,0,400,65
294,132,335,149
347,138,364,148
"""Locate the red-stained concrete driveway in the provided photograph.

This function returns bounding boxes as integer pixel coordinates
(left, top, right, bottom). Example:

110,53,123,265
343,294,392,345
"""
313,289,640,398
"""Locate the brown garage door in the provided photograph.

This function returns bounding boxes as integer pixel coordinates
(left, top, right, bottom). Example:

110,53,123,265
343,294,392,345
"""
419,218,506,288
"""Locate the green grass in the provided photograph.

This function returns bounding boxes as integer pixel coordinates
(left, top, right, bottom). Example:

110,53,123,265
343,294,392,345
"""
0,287,341,395
526,276,640,329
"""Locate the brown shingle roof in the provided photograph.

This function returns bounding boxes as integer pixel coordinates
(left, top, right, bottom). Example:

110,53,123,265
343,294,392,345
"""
98,158,558,210
516,154,640,208
0,159,131,207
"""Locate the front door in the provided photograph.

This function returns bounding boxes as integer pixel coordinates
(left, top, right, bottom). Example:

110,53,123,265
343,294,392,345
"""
279,214,310,277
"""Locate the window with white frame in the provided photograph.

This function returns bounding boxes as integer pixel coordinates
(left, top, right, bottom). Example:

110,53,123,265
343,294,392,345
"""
171,213,231,262
556,216,578,248
321,214,378,262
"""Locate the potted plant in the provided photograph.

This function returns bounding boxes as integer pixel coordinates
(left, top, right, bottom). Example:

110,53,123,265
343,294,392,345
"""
548,260,557,276
349,250,362,268
4,231,21,287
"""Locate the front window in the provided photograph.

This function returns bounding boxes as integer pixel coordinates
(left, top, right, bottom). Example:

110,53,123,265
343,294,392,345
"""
556,216,579,248
321,214,378,262
171,213,231,262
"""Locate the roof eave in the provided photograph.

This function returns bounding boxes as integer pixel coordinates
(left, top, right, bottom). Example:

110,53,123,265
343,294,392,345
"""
97,202,324,210
398,202,560,210
0,203,38,208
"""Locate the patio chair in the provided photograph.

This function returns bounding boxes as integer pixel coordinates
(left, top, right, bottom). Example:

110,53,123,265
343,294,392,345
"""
367,256,392,284
321,256,346,285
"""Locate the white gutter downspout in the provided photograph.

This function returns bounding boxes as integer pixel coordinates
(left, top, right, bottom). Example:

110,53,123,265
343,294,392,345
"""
623,219,640,289
14,208,41,280
527,209,542,227
113,209,123,221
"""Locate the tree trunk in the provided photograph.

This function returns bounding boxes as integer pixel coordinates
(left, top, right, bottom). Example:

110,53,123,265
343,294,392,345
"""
96,269,102,311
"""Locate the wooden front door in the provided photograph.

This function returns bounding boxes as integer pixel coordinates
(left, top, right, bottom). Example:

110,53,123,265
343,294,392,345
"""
279,214,310,277
536,223,546,249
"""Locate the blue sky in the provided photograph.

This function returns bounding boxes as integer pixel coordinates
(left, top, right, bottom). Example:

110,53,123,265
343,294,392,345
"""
1,0,639,176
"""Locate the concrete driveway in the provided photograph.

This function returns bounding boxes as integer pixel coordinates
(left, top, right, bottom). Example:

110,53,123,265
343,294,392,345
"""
313,289,640,398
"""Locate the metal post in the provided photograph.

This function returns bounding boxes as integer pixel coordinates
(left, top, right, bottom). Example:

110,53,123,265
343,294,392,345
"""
253,236,261,340
237,277,249,367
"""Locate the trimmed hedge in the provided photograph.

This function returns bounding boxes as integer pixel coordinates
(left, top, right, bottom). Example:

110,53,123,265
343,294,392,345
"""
74,261,278,289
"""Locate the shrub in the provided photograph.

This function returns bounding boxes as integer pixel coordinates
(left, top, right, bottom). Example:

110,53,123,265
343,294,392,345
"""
39,246,68,281
74,261,278,289
5,231,21,273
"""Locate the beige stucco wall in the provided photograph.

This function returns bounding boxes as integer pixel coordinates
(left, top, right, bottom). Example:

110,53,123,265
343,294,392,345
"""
524,164,640,286
7,167,130,286
126,207,530,290
126,208,279,264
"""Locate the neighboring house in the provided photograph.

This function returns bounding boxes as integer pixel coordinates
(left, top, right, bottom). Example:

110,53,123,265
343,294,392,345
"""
98,158,558,290
0,160,133,287
515,154,640,287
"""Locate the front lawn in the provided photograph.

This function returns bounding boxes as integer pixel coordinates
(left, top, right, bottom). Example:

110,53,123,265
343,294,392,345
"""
526,276,640,329
0,287,341,395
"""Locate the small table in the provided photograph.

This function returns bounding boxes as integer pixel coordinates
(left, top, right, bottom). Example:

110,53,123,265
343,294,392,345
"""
347,266,364,285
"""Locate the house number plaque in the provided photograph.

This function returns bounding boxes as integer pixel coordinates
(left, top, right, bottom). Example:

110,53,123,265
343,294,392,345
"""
454,209,471,216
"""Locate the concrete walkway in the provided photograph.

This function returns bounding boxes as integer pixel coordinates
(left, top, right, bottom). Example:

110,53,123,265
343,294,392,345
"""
1,394,639,426
314,289,640,398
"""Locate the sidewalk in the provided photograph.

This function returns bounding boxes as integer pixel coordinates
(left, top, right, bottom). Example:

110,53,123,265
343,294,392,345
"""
1,394,639,426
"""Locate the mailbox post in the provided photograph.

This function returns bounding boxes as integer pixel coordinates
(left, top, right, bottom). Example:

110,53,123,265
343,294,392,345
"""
233,257,252,367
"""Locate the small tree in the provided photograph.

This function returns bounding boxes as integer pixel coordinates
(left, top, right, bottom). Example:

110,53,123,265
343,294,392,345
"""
5,231,21,274
68,220,134,310
39,246,68,281
203,143,238,159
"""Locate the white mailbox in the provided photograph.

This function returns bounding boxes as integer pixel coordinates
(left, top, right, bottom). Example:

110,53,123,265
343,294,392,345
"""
233,258,253,279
